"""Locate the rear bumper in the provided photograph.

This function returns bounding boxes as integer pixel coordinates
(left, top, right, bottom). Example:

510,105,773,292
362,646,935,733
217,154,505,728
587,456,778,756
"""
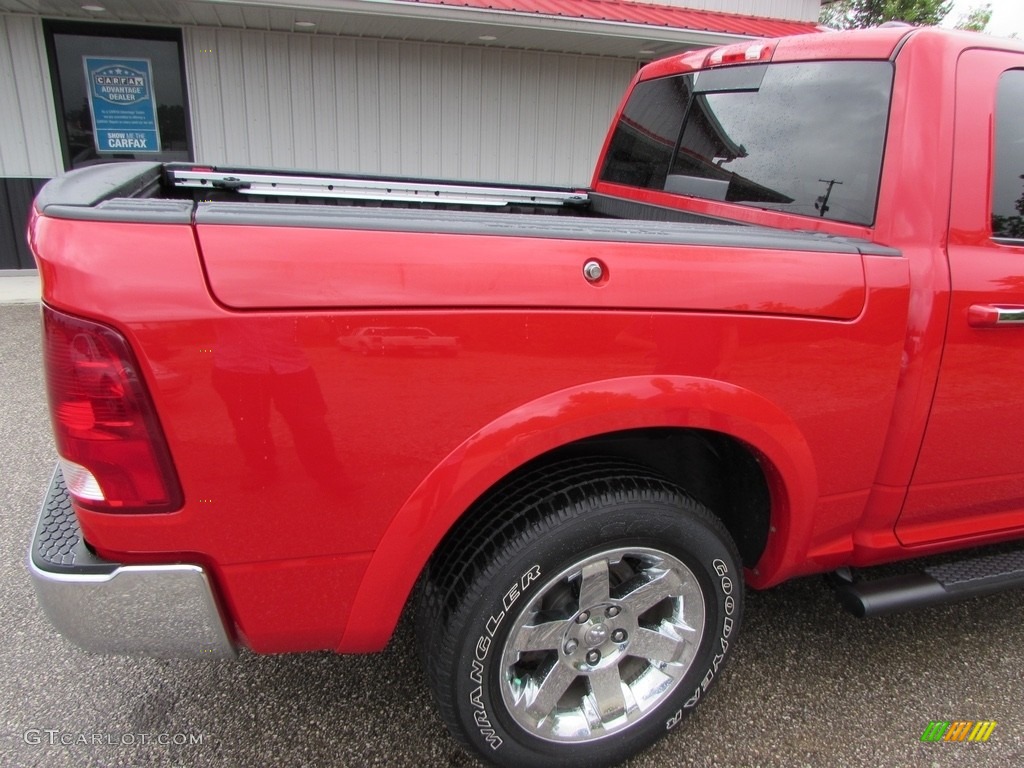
28,468,237,659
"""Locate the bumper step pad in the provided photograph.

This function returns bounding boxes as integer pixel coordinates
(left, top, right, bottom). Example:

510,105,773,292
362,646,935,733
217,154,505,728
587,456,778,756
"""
32,471,115,574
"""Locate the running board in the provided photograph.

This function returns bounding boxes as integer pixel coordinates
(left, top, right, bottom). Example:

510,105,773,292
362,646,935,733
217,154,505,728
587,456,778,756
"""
833,548,1024,618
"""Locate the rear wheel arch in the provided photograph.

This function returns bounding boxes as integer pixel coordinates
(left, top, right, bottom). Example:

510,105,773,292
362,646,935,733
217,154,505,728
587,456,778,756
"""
337,376,815,653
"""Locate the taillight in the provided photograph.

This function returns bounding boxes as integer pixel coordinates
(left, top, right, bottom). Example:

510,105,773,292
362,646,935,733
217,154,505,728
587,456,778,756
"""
43,306,183,513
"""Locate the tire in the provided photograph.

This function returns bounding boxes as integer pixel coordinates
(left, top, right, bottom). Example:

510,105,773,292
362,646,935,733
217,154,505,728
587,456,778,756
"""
416,459,743,768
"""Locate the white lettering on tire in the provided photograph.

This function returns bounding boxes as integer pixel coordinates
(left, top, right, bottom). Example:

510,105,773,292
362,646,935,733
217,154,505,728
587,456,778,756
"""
679,558,734,716
469,564,541,751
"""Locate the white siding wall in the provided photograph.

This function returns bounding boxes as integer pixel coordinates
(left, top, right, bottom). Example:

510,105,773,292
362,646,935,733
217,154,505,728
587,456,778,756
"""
185,28,638,186
0,15,61,178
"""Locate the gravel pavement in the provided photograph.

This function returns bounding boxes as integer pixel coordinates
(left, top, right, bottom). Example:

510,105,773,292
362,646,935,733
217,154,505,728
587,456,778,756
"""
2,302,1022,768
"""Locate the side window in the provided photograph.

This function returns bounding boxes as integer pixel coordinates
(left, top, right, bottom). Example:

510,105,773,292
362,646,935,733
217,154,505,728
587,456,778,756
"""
992,70,1024,241
599,75,692,191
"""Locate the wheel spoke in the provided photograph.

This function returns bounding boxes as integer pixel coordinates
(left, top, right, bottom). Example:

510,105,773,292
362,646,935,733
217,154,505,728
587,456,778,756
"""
629,626,688,664
495,543,715,745
588,666,628,722
525,662,578,723
512,619,566,653
620,568,683,615
578,559,611,608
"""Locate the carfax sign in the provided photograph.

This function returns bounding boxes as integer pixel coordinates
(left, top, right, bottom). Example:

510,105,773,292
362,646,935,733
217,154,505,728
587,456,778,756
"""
83,57,161,153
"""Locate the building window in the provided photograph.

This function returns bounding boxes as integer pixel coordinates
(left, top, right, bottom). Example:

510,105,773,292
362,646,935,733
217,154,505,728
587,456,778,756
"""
44,21,192,170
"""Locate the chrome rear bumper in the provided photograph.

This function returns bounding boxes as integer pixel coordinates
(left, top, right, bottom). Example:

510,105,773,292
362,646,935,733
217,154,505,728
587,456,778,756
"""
28,469,237,659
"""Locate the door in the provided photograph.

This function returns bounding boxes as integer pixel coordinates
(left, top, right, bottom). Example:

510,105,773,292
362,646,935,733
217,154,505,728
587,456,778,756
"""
897,51,1024,546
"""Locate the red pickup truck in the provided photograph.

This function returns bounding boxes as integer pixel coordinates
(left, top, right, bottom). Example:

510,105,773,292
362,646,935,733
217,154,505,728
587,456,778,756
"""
27,25,1024,768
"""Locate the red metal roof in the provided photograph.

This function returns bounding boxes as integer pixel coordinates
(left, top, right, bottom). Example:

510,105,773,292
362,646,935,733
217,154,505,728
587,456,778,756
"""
406,0,823,39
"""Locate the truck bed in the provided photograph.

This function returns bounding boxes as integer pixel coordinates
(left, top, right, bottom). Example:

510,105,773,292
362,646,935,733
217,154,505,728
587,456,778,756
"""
33,162,897,257
34,161,603,219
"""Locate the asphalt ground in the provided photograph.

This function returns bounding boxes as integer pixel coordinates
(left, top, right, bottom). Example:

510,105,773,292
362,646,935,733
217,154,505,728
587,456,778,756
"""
2,301,1023,768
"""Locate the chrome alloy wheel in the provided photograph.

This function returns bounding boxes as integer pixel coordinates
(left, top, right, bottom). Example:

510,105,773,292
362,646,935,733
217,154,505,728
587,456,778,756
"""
498,547,705,743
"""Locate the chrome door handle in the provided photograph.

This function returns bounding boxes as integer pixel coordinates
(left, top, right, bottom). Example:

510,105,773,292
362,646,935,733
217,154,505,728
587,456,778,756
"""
968,304,1024,328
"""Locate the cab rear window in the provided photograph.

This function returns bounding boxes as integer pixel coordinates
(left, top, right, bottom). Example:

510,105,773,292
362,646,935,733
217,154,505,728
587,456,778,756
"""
599,61,894,226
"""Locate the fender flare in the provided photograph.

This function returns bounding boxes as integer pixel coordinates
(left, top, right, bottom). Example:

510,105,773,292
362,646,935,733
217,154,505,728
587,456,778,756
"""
338,375,817,652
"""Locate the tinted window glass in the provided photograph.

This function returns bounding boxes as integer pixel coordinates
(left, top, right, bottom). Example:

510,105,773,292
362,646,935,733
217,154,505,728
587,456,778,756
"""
600,61,894,226
599,76,692,190
992,70,1024,240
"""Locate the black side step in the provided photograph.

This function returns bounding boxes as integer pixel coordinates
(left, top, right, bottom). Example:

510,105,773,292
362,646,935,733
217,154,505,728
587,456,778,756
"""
833,548,1024,618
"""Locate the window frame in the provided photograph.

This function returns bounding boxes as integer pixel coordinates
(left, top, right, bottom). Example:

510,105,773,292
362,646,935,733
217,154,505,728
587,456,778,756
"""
43,19,194,171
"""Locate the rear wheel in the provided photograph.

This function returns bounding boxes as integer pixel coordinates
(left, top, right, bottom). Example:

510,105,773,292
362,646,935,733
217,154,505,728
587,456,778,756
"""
416,460,743,768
